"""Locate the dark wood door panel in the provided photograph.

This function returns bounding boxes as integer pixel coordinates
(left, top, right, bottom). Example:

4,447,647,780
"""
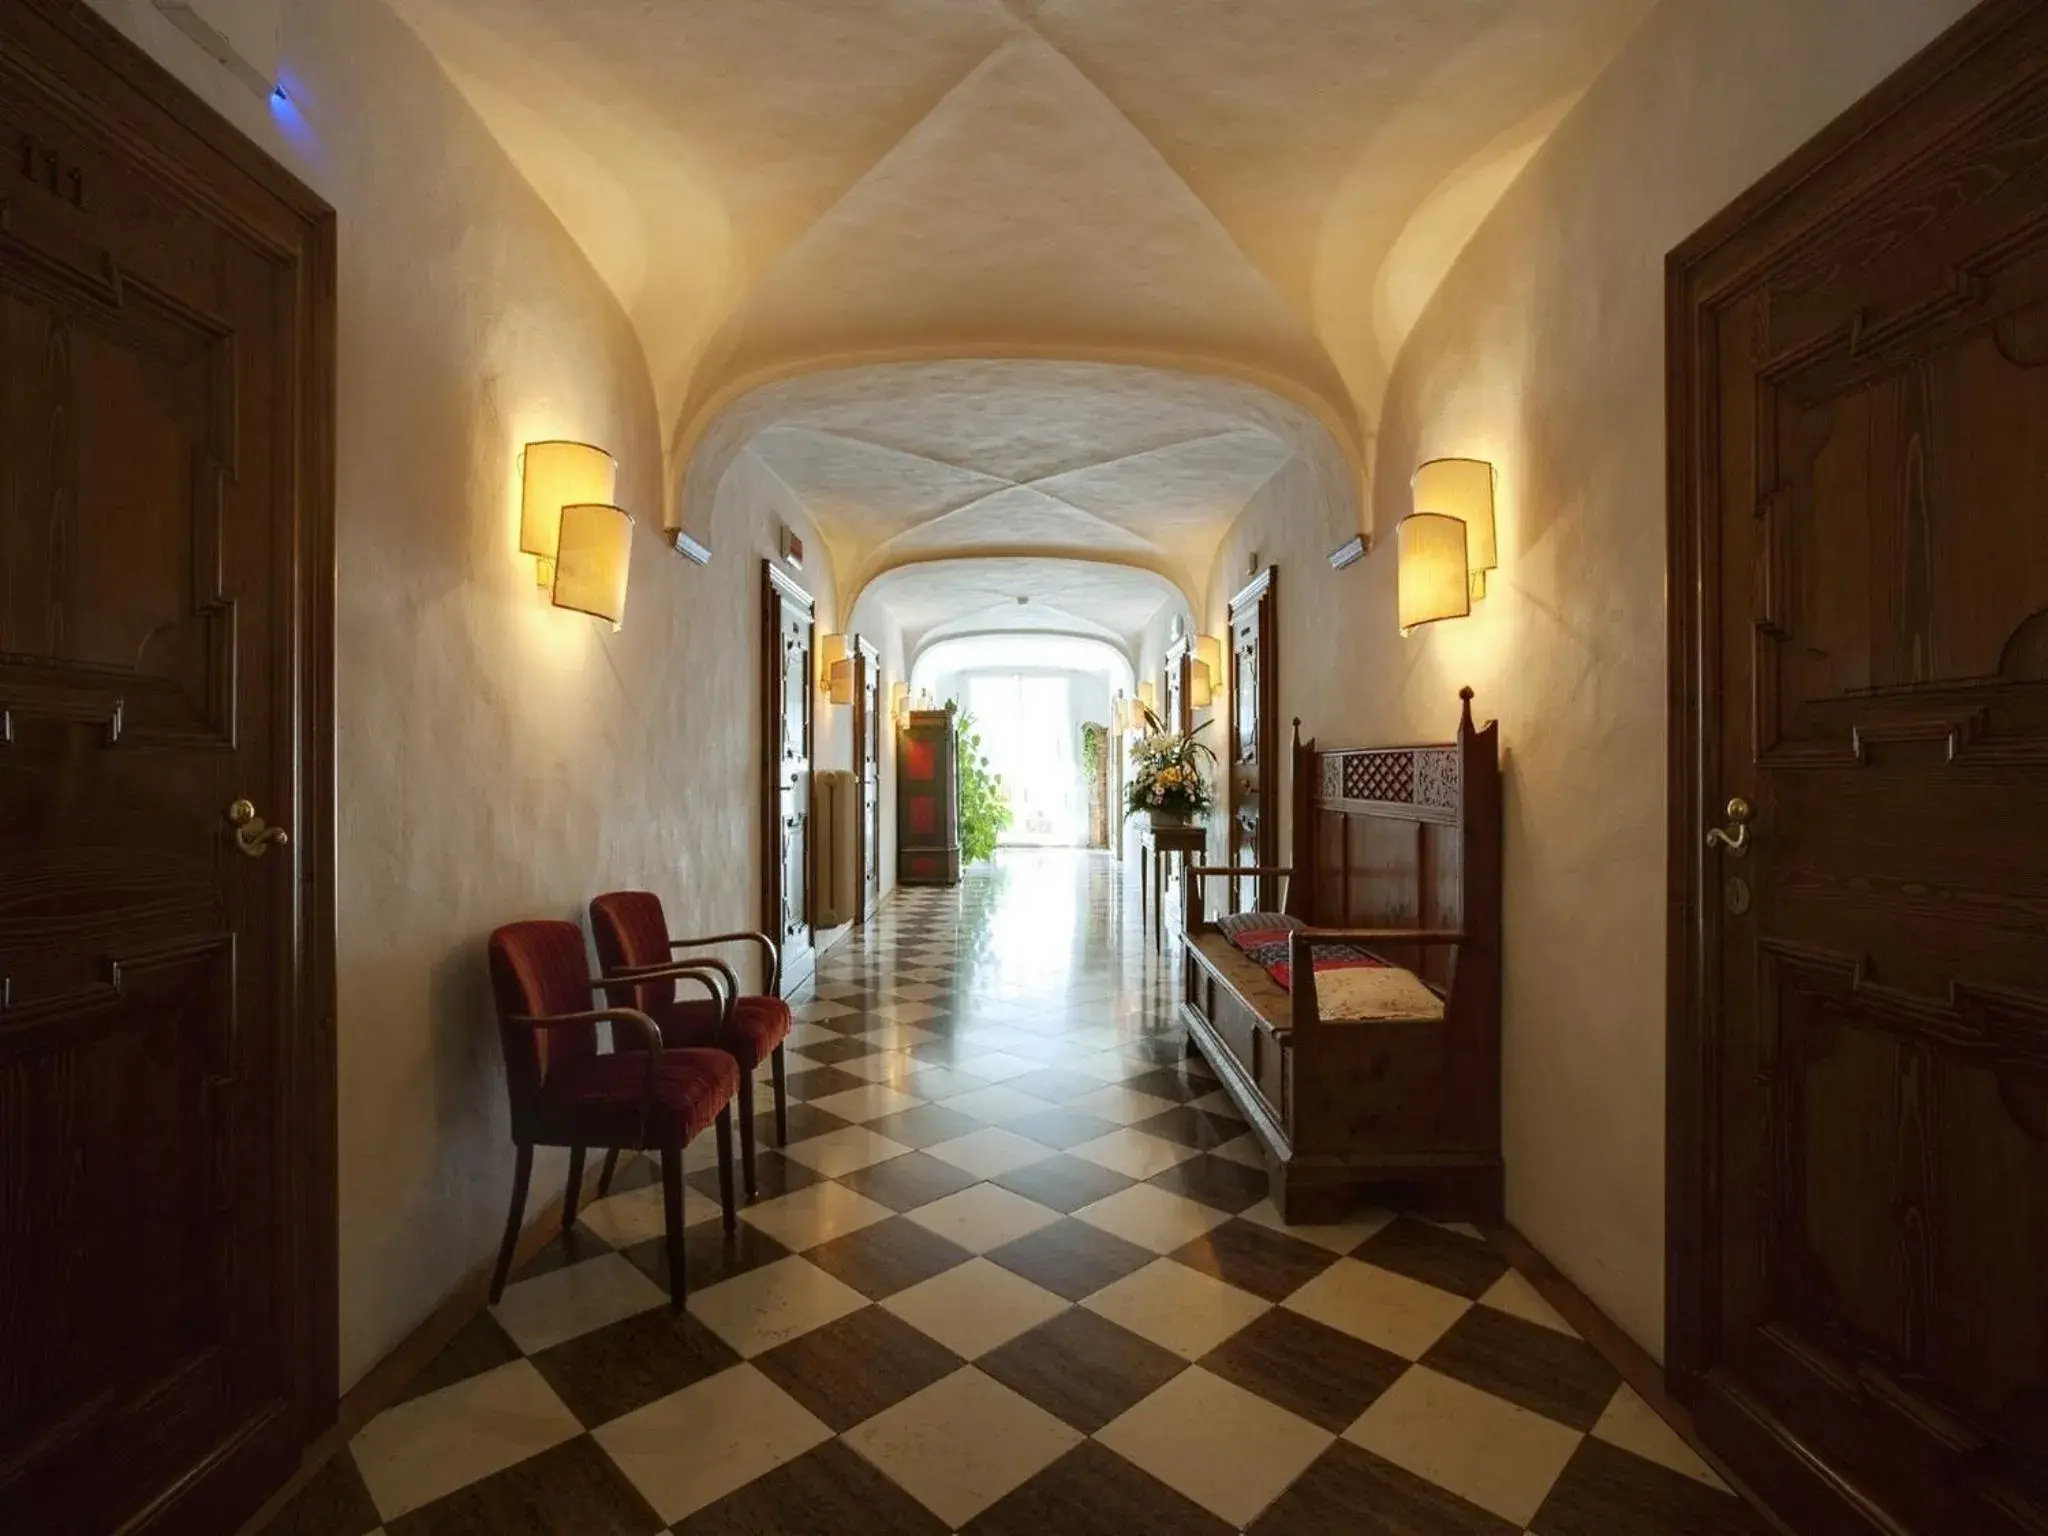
0,3,335,1532
1671,6,2048,1532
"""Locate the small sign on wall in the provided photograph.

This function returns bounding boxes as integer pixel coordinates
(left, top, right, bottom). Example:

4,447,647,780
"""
781,526,805,571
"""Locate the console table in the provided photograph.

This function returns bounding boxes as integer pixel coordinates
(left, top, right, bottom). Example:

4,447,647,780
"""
1138,822,1208,949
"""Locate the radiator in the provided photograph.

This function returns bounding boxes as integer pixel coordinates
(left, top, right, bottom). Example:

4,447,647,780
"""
813,769,859,926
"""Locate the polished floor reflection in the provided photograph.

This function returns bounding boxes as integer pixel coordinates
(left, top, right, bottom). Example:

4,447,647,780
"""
273,850,1766,1534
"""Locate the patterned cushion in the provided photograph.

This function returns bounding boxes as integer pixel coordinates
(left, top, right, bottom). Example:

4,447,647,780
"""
1312,965,1445,1022
1217,911,1302,947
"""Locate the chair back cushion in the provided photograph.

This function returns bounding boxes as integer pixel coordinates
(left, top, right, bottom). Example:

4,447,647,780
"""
487,919,599,1113
590,890,674,1012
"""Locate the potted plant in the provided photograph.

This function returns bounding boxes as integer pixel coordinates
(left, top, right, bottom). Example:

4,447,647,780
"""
1123,705,1216,828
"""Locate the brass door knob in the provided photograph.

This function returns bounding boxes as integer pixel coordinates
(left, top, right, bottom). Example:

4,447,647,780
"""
1705,796,1753,858
226,798,290,858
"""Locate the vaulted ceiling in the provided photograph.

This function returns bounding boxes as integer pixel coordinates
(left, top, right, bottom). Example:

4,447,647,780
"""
393,0,1652,649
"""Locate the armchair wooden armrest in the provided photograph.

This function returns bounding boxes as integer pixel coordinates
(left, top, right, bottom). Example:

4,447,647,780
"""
599,962,730,1019
671,930,781,996
513,1006,666,1109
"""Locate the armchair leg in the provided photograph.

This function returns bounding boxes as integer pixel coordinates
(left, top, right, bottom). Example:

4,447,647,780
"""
660,1145,687,1311
596,1147,621,1198
771,1044,789,1147
737,1071,760,1199
489,1143,534,1305
563,1146,588,1235
714,1107,737,1233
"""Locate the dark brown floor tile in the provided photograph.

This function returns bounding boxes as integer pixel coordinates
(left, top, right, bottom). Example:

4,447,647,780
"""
385,1434,663,1535
687,1148,824,1206
991,1153,1135,1213
963,1440,1232,1534
760,1102,851,1148
600,1153,662,1196
619,1221,792,1296
792,1035,886,1066
1132,1103,1247,1150
1003,1106,1121,1151
511,1225,615,1285
527,1305,741,1427
1170,1218,1338,1302
996,1034,1080,1063
1249,1439,1519,1535
752,1304,962,1431
785,1063,869,1099
394,1311,525,1406
1530,1437,1771,1536
805,1215,976,1299
1421,1303,1621,1431
978,1308,1187,1433
1199,1308,1408,1433
266,1450,382,1536
1119,1066,1214,1103
834,1149,982,1211
672,1439,949,1534
1353,1216,1507,1299
1007,1066,1110,1103
986,1216,1156,1300
1124,1035,1200,1068
1146,1153,1269,1213
860,1101,985,1150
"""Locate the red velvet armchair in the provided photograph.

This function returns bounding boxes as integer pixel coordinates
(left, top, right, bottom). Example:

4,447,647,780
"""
589,891,793,1201
485,919,740,1308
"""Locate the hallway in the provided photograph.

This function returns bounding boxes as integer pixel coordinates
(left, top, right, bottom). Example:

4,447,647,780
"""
280,853,1758,1535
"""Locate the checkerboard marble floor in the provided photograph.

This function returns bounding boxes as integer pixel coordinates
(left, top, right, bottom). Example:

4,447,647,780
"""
273,850,1768,1535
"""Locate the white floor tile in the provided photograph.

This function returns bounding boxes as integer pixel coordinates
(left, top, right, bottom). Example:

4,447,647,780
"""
882,1257,1068,1358
350,1360,581,1520
1073,1183,1230,1254
593,1363,831,1521
490,1253,667,1355
738,1179,894,1249
1283,1257,1471,1360
1098,1366,1331,1527
842,1367,1083,1527
1083,1258,1270,1358
904,1183,1062,1253
685,1256,869,1358
1346,1364,1582,1526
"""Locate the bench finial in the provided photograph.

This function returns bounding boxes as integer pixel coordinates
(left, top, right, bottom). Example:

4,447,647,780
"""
1458,687,1475,736
1292,717,1302,750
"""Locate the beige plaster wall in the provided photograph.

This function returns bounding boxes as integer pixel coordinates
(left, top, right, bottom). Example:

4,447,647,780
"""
1208,0,1976,1356
79,0,836,1388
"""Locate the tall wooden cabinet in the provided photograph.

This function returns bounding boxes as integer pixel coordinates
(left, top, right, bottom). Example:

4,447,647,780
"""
897,707,961,886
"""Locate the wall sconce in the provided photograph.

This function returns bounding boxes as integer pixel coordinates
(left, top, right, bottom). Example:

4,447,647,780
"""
1396,511,1471,636
890,681,909,723
1410,457,1496,601
819,634,854,706
551,501,633,629
1190,635,1222,708
1138,681,1157,718
520,441,616,588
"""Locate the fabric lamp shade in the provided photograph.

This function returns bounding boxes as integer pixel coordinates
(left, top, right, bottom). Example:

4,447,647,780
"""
520,441,616,565
1410,457,1496,596
1138,681,1157,715
818,634,853,704
890,681,909,720
1191,635,1222,707
1397,512,1471,635
551,501,633,626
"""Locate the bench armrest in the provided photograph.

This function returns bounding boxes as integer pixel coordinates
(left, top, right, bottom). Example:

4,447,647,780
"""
1296,927,1466,946
1186,865,1293,881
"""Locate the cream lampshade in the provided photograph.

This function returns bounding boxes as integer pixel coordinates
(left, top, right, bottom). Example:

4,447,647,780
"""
1396,512,1471,636
520,441,616,586
890,681,909,721
1138,681,1157,718
1191,635,1222,708
551,501,633,628
1411,457,1496,599
819,634,854,705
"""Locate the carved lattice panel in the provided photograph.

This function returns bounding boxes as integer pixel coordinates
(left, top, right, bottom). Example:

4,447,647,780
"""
1341,750,1414,805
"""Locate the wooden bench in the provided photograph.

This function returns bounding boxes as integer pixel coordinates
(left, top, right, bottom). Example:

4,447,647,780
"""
1179,688,1502,1224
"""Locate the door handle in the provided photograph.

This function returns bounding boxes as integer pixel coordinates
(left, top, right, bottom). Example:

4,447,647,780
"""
1705,796,1753,858
226,798,289,858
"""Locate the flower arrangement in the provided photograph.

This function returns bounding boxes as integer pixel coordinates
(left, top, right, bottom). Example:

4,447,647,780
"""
1123,705,1216,824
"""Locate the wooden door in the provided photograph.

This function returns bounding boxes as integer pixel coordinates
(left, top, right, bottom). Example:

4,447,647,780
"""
854,638,882,921
1669,7,2048,1532
1228,567,1277,913
0,5,336,1533
762,563,814,996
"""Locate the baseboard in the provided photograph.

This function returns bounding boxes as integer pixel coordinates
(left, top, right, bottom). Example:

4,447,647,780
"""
237,1157,621,1536
1484,1223,1794,1536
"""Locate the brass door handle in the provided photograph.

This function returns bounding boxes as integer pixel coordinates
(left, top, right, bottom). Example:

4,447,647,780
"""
1705,796,1753,857
226,798,290,858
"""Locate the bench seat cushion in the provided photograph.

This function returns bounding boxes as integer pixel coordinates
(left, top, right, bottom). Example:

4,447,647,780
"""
1191,933,1443,1024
